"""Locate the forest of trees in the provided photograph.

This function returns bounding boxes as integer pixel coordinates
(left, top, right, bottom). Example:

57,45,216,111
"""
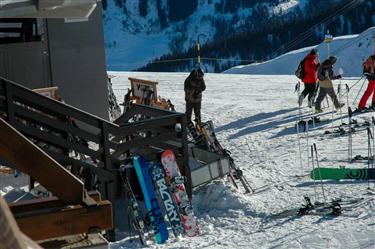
139,0,375,72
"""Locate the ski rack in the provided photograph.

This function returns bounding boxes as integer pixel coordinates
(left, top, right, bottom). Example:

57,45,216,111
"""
194,120,254,193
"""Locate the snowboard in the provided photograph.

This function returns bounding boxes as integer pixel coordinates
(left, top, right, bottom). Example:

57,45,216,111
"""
150,162,184,237
160,150,200,237
310,167,375,180
119,165,146,245
133,156,169,244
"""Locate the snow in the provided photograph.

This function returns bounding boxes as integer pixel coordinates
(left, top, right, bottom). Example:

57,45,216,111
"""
225,27,375,77
108,72,375,248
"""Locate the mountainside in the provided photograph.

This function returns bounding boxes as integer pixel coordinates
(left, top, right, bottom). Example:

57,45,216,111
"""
103,0,375,72
225,26,375,77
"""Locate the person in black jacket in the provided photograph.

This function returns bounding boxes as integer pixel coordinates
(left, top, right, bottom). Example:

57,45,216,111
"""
184,68,206,124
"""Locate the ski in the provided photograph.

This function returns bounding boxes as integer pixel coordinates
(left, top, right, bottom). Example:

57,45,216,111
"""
119,165,147,245
150,162,184,237
133,156,169,244
160,150,200,237
187,121,207,148
197,120,254,193
273,196,368,219
310,167,375,180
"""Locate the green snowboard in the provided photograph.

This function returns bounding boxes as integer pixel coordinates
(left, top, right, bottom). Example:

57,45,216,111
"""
310,168,375,180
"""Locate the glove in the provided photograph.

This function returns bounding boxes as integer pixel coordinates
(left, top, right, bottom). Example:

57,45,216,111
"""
193,90,201,97
364,72,372,77
334,75,342,80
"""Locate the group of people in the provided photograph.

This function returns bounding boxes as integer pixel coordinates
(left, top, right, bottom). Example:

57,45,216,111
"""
299,48,375,112
184,50,375,125
298,49,344,113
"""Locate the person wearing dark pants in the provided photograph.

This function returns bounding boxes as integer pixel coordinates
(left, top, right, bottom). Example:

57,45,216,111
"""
315,56,344,113
184,68,206,124
298,49,319,107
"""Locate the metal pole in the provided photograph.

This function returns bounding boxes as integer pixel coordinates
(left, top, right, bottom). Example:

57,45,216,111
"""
305,121,310,170
353,78,367,106
296,121,304,176
313,143,327,204
367,127,372,190
311,145,318,202
348,107,353,162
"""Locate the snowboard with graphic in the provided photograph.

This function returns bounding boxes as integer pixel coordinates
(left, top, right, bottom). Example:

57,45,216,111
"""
133,156,169,243
310,167,375,180
160,150,200,237
150,162,184,237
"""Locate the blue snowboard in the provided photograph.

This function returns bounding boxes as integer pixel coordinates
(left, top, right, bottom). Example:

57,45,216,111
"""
133,156,169,244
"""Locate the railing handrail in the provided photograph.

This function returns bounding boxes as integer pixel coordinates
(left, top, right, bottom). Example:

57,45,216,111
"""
0,76,117,129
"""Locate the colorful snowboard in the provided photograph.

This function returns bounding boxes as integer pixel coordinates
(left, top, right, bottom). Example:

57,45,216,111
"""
150,162,184,237
160,150,200,237
133,156,169,244
310,167,375,180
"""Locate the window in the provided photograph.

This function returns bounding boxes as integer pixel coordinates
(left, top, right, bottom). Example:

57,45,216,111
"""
0,18,41,44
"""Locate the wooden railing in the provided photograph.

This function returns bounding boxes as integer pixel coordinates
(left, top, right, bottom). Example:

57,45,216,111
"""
0,77,190,201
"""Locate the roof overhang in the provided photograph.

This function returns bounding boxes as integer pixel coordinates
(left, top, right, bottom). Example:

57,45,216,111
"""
0,0,99,18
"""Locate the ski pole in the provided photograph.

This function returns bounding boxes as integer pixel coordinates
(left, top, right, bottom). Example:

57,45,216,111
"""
353,78,367,106
367,127,373,190
297,82,302,122
348,75,365,91
338,83,343,125
305,121,310,171
313,143,327,204
311,145,317,203
348,107,353,162
296,121,304,176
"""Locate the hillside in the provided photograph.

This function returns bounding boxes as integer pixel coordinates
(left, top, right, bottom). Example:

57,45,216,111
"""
102,0,375,72
225,27,375,77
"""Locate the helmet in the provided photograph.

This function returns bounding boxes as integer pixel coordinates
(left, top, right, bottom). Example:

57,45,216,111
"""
329,56,337,64
197,68,204,78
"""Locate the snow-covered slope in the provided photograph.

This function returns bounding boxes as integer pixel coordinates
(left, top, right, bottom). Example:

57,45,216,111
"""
225,27,375,77
109,71,375,249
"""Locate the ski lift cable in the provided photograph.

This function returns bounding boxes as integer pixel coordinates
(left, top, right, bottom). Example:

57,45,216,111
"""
269,0,359,58
268,0,360,60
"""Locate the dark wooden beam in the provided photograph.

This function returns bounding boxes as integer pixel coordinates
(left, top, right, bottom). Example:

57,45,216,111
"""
0,118,85,204
15,200,113,241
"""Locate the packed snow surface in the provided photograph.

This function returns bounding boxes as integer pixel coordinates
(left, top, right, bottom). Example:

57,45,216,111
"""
109,72,375,249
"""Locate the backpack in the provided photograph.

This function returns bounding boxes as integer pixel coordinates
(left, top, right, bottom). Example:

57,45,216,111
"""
295,59,306,79
363,56,375,75
317,64,327,81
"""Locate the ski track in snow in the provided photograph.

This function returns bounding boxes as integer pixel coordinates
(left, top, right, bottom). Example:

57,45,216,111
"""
108,72,375,249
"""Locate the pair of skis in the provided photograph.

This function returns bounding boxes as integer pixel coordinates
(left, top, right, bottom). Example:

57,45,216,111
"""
195,120,254,193
129,150,199,244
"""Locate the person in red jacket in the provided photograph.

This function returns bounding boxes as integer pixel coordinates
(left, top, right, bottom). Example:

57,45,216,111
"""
358,53,375,111
298,49,319,107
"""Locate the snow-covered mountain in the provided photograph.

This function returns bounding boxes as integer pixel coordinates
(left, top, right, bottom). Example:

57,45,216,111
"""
225,27,375,77
102,0,350,71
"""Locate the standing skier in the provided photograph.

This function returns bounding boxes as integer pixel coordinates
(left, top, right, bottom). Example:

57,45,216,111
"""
315,56,344,113
358,53,375,111
184,68,206,124
298,49,319,107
